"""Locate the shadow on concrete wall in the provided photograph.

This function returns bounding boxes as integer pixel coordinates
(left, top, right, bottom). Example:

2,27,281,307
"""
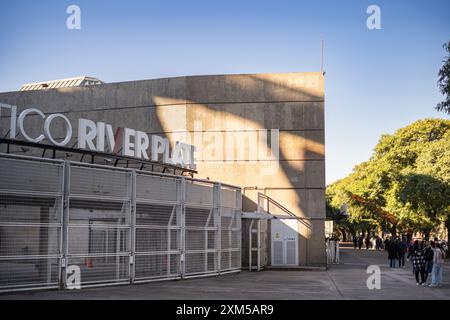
150,74,325,216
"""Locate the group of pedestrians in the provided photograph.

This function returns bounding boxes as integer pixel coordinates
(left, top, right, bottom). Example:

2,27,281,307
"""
352,235,383,250
386,237,407,268
384,236,447,287
408,239,446,287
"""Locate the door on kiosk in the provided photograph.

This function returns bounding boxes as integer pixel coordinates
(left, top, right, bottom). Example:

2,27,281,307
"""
271,219,298,266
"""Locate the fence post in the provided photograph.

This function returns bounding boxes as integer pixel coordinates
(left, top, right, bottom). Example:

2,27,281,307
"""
248,220,254,271
257,220,261,271
214,183,221,274
336,240,340,264
130,170,136,284
60,160,70,289
236,188,242,270
179,177,186,278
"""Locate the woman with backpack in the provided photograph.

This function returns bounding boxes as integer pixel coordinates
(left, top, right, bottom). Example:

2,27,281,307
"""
429,242,445,287
407,240,427,285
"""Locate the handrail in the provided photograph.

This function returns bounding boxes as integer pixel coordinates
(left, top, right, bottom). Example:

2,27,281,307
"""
257,192,312,229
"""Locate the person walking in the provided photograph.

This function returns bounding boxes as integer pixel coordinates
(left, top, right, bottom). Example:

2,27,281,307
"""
397,238,407,268
376,237,382,250
407,239,414,255
408,241,427,285
353,235,358,249
429,242,445,287
388,238,398,268
384,237,391,252
423,241,434,284
358,236,363,250
365,237,371,250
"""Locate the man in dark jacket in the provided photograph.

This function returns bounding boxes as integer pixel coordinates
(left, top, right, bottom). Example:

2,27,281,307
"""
422,241,434,283
365,237,371,250
376,237,382,250
397,239,407,268
388,238,398,268
358,236,363,250
384,237,391,252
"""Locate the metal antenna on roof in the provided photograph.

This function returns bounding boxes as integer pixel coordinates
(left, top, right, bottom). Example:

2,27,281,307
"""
320,40,324,74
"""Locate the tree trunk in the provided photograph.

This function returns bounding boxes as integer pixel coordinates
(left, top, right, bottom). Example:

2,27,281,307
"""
406,232,413,244
391,224,397,237
350,229,356,239
339,228,347,242
424,230,430,242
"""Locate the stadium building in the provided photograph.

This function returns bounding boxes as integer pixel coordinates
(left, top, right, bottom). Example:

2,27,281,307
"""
0,72,326,291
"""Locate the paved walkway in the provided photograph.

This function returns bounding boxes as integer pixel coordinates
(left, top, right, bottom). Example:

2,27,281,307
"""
327,245,450,299
1,245,449,299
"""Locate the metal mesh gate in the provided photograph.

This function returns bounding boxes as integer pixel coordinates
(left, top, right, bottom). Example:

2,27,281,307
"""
184,181,216,276
0,156,63,291
220,187,241,272
246,219,268,271
0,153,241,292
134,174,181,281
67,165,132,286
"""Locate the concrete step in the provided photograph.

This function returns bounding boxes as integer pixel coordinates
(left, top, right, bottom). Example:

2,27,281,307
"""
266,266,327,271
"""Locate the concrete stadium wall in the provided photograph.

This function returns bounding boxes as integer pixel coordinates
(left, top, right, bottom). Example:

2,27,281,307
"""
0,72,326,266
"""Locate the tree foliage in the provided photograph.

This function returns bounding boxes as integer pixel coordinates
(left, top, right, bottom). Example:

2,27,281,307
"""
436,41,450,114
327,119,450,237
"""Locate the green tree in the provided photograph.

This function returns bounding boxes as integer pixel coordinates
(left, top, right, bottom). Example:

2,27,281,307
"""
396,173,450,239
415,132,450,241
436,41,450,114
326,119,450,240
416,131,450,183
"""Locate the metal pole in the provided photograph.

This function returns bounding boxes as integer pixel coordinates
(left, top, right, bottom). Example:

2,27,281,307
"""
61,160,70,289
167,206,175,275
204,208,212,273
336,240,340,264
214,183,221,274
257,220,261,271
229,217,232,270
236,188,242,270
130,170,136,283
249,220,254,271
115,220,120,280
320,39,324,73
179,178,186,277
257,193,261,213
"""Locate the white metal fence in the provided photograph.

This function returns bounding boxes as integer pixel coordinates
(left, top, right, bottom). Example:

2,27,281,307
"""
0,153,242,292
326,240,339,264
246,219,268,271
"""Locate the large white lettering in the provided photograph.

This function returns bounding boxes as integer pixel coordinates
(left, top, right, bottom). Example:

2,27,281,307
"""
78,118,97,150
0,104,197,169
44,113,72,147
18,108,46,143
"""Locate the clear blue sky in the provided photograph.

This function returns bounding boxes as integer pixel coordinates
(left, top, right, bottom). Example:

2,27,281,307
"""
0,0,449,184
